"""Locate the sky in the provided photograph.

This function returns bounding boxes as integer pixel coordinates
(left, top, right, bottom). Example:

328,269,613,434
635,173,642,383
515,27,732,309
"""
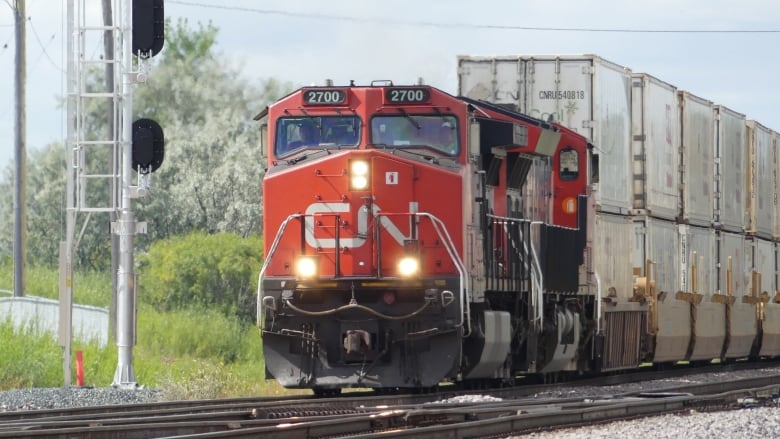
1,0,780,171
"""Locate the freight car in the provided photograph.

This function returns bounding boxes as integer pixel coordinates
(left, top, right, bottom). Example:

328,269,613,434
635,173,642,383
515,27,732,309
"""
255,59,779,393
458,54,780,367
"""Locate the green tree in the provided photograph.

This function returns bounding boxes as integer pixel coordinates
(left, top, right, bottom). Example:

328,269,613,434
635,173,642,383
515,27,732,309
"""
0,19,293,270
134,19,290,243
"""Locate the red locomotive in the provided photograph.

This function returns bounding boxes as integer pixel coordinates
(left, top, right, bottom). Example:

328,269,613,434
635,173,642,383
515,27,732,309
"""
255,82,594,393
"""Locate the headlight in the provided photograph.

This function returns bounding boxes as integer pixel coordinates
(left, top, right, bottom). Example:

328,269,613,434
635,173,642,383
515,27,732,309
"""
350,159,369,190
351,175,368,190
398,256,419,277
295,256,318,279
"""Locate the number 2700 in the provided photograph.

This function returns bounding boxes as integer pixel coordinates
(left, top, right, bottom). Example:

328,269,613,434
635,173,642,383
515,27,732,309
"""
305,90,344,104
389,89,427,102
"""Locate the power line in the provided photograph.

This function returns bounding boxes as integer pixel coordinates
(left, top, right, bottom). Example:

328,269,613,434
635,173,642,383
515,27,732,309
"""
26,15,62,72
168,0,780,33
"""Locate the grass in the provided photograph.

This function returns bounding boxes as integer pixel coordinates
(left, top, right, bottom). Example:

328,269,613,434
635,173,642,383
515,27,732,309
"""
0,262,306,398
0,261,112,307
0,311,301,398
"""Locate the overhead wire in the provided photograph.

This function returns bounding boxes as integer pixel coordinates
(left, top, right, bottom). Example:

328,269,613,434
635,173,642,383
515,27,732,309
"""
168,0,780,34
27,15,63,72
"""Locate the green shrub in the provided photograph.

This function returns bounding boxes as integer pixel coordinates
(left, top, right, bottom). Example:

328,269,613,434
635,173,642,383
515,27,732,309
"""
137,232,263,323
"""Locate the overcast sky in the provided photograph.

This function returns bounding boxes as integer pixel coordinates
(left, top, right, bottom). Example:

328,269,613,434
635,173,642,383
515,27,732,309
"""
1,0,779,170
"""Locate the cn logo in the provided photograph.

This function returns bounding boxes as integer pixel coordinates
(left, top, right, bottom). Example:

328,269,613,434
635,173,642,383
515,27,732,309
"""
304,202,408,249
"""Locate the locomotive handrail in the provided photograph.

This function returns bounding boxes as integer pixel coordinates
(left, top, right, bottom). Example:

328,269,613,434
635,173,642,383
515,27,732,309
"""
256,213,304,324
256,211,471,336
282,298,432,320
530,221,545,330
376,211,471,338
485,214,544,329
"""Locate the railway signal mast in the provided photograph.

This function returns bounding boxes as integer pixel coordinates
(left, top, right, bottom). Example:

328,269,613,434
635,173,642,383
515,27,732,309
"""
61,0,164,388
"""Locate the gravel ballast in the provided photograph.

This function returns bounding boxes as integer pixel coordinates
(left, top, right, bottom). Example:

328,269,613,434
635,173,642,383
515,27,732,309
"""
0,387,163,412
523,407,780,438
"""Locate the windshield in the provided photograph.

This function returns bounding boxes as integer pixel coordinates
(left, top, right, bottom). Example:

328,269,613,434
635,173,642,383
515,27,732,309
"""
370,115,459,156
275,116,360,157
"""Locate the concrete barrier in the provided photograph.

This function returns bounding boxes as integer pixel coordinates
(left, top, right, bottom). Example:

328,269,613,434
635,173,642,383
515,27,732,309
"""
0,295,109,347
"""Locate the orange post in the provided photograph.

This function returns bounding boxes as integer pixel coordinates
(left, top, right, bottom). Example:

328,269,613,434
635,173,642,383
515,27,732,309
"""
76,350,84,387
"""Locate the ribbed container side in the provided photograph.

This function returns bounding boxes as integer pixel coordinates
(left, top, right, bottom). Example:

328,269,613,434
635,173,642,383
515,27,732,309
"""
632,216,679,295
592,212,634,299
678,224,717,295
717,231,747,296
456,55,525,106
774,131,780,239
714,105,747,232
457,54,633,215
631,73,680,220
746,121,774,239
747,237,777,295
679,91,716,227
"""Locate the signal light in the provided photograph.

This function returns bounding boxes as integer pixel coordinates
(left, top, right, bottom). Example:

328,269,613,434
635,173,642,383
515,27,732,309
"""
132,119,165,174
133,0,165,58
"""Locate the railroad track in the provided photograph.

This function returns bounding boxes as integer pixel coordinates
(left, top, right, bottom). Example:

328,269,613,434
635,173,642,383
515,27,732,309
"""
2,362,779,438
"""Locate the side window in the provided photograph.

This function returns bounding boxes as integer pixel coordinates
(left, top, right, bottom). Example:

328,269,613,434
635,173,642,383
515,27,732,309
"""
559,148,579,181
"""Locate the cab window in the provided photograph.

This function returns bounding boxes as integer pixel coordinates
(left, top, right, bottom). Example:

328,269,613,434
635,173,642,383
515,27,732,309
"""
370,115,459,156
275,116,360,157
559,148,579,181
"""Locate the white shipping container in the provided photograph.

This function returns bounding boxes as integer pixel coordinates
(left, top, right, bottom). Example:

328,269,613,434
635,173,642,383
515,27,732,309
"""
678,224,716,295
715,106,747,232
631,74,680,220
457,55,633,214
457,56,525,106
774,131,780,239
592,212,634,299
746,121,774,239
718,231,748,295
679,91,716,227
633,216,679,295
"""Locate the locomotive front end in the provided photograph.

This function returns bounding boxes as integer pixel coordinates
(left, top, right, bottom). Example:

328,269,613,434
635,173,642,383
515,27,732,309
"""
257,85,467,391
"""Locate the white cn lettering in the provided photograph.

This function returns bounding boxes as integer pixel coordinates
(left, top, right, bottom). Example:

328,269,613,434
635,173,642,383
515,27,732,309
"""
304,202,408,249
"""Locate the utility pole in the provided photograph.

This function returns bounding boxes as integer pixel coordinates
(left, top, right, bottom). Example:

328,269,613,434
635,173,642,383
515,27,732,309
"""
102,0,119,343
60,0,76,387
13,0,27,298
